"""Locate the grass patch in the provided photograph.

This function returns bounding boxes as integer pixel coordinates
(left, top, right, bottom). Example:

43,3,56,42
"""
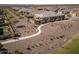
3,26,10,34
57,34,79,54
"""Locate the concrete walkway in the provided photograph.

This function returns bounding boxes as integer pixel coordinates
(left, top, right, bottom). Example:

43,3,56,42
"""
1,23,48,44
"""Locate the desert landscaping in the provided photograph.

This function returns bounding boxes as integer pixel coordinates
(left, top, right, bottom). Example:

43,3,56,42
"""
0,5,79,54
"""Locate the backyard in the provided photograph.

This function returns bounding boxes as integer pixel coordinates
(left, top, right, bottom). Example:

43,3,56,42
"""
57,34,79,54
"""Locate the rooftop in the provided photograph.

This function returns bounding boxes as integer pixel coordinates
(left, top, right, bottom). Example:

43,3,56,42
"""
18,7,29,12
34,11,64,18
11,7,21,10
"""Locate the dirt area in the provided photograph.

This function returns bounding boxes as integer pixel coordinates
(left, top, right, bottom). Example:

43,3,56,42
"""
3,19,79,54
14,18,37,37
7,8,37,37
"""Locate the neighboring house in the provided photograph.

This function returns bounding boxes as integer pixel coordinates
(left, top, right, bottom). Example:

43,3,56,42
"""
32,11,65,24
11,7,21,11
0,15,4,35
0,15,4,26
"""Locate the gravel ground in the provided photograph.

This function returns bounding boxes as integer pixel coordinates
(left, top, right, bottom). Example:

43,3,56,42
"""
3,19,79,54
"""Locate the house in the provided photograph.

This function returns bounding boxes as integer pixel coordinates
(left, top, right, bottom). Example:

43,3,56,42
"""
32,11,65,24
11,7,21,11
0,15,4,35
0,15,4,26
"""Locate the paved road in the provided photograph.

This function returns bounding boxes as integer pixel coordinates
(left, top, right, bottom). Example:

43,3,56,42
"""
1,23,48,44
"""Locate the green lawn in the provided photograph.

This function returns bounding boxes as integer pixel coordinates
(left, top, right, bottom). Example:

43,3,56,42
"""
57,34,79,54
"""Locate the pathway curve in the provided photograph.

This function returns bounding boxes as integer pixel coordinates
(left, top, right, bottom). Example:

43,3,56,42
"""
1,23,48,44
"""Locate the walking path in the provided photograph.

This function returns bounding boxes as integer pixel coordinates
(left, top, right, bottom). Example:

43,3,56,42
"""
1,23,48,44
